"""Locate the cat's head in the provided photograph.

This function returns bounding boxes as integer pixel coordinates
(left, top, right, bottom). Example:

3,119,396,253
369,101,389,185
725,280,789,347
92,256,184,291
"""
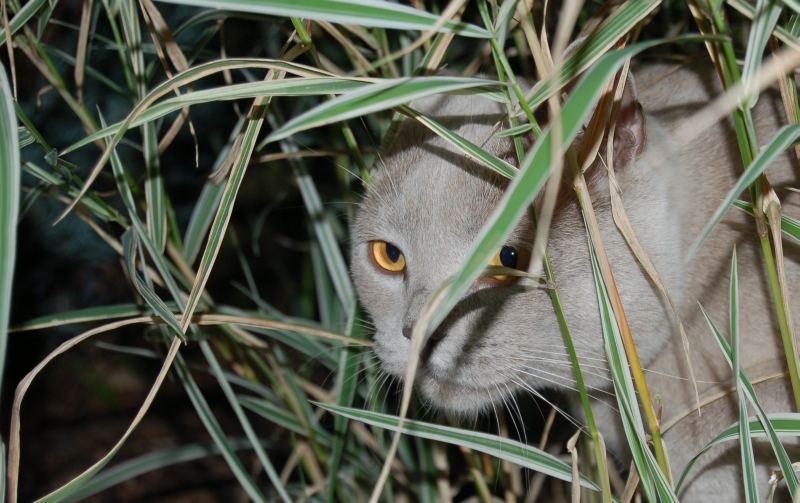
350,83,648,415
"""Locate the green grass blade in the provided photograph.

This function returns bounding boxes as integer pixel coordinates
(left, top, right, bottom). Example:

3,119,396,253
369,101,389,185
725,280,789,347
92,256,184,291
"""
589,241,676,503
741,0,783,109
172,354,268,502
691,124,800,256
265,76,503,143
0,0,50,46
733,200,800,241
10,304,160,331
525,0,662,109
65,78,367,154
0,62,18,405
399,105,517,179
429,43,665,331
198,340,291,502
317,402,600,491
155,0,489,37
62,439,257,502
689,306,800,496
730,249,760,502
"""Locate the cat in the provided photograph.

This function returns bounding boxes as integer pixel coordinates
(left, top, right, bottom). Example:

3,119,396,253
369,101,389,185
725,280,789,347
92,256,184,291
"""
350,61,800,501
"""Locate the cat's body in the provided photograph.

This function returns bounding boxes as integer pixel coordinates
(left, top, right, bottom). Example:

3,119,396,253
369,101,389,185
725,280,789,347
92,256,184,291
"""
350,62,800,501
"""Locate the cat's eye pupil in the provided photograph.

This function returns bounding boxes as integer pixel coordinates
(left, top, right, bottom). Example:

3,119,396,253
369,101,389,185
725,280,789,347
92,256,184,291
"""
499,245,518,268
385,243,401,263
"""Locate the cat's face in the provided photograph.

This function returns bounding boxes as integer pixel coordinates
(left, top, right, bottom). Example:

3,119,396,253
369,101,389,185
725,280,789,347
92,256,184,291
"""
350,98,587,414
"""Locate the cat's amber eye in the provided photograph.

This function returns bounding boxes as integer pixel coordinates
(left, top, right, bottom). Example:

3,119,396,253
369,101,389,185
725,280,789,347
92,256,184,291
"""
369,240,406,274
488,245,520,281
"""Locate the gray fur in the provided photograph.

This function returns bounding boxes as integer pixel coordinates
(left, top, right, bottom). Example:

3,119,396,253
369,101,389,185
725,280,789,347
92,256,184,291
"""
350,64,800,501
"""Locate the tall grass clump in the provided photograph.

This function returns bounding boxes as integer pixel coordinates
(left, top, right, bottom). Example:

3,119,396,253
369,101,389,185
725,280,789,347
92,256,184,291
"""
1,0,799,501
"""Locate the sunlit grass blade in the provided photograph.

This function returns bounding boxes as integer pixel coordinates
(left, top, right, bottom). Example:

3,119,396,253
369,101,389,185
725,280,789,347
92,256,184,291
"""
678,412,800,490
429,43,665,330
727,0,800,48
317,402,600,491
733,200,800,241
155,0,489,37
589,240,677,503
684,306,800,496
399,105,517,179
525,0,661,109
741,0,783,108
0,0,49,45
65,78,367,154
729,249,759,502
691,123,800,256
0,62,18,405
265,76,503,143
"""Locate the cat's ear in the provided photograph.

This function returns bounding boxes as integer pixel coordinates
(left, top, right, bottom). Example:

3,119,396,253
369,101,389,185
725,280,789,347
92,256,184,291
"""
610,73,646,169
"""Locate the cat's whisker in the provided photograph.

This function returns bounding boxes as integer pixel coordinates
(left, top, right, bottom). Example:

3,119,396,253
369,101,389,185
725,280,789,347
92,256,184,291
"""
514,365,616,398
520,348,609,364
502,373,587,432
509,355,611,374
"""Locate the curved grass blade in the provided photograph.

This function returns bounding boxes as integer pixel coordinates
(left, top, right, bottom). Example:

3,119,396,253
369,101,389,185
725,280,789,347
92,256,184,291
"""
198,340,290,502
0,62,18,405
682,306,800,496
741,0,783,109
0,0,50,46
690,124,800,256
317,402,600,491
733,200,800,241
155,0,489,38
729,249,759,502
429,42,671,331
265,76,503,143
10,304,168,332
62,439,256,502
399,105,517,179
678,412,800,494
65,78,367,154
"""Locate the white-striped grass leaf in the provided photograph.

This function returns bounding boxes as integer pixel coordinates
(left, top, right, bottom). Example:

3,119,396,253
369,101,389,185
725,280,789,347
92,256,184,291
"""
198,341,291,502
56,59,335,222
690,124,800,257
294,165,356,314
727,0,800,48
183,114,245,264
327,319,361,501
62,439,256,502
66,78,367,154
399,105,517,179
316,402,601,491
733,200,800,241
495,123,533,138
10,304,156,331
155,0,489,38
184,181,225,264
178,88,269,333
785,0,800,13
677,412,800,494
493,0,517,49
741,0,784,109
730,249,759,502
589,241,676,503
121,230,184,339
30,336,182,503
0,63,18,406
690,306,800,496
21,162,124,223
0,0,49,45
525,0,661,109
172,353,268,502
265,77,504,143
429,43,662,331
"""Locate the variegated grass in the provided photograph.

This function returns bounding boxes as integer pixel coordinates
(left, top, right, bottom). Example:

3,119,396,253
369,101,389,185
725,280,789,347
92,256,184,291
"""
2,0,799,501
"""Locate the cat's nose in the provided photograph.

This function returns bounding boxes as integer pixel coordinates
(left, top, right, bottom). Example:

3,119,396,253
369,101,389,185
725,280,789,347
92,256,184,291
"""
402,326,412,339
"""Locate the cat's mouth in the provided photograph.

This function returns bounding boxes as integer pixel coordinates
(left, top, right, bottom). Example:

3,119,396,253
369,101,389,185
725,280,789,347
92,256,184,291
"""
415,366,516,414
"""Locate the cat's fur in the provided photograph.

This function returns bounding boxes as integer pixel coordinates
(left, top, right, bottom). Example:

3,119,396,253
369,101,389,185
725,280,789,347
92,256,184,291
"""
350,62,800,501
